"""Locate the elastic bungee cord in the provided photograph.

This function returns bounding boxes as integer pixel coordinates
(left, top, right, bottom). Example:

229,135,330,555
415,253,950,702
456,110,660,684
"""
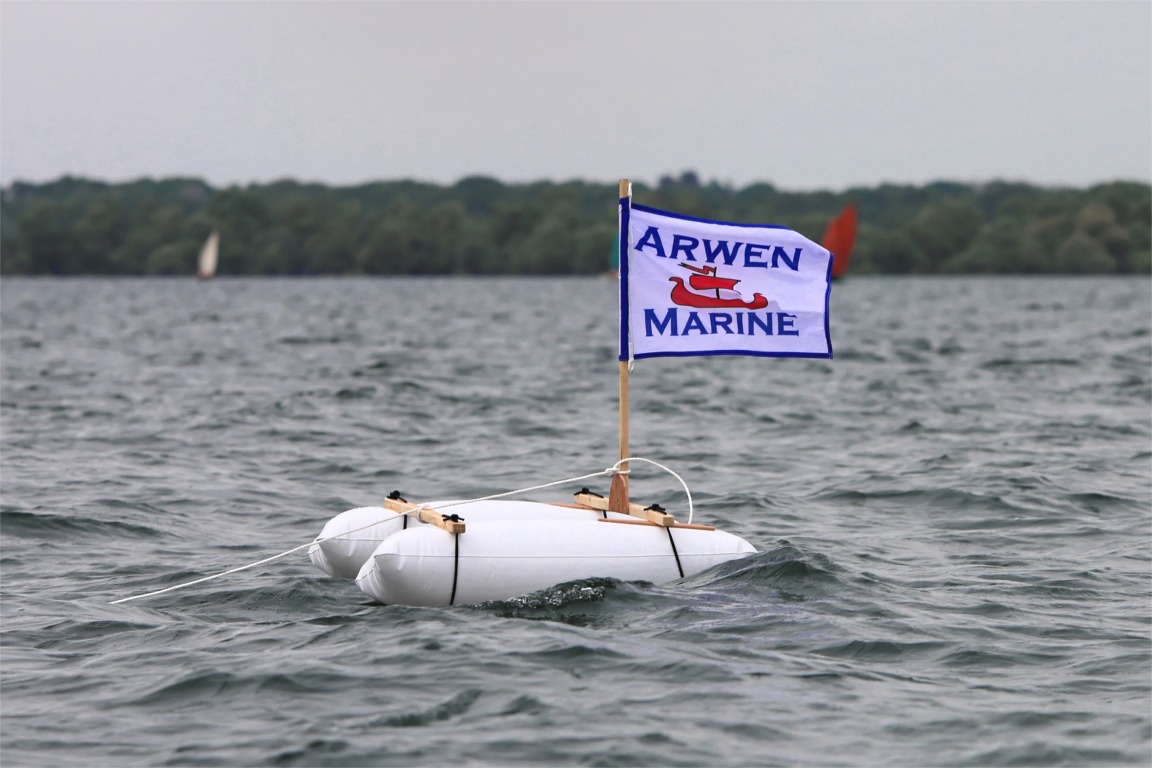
109,457,694,605
665,526,685,579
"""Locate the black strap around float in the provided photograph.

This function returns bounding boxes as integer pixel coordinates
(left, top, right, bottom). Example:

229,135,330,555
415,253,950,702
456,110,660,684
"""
665,525,684,579
577,487,609,519
444,514,463,606
388,491,410,529
646,503,683,577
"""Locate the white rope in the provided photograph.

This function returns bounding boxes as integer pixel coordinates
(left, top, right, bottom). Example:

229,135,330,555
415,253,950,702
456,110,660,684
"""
109,458,692,605
612,456,695,524
108,543,317,604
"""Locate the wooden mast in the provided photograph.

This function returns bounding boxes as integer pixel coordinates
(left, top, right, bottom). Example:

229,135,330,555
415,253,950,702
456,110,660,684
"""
609,178,631,514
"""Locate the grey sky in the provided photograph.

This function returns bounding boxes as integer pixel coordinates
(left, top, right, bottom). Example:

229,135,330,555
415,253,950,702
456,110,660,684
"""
2,1,1149,192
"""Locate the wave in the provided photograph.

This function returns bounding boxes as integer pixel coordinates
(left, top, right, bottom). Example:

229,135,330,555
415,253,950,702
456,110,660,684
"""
0,508,163,540
368,689,483,728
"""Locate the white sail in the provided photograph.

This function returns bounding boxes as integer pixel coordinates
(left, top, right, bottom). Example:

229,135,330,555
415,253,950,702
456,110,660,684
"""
197,231,219,279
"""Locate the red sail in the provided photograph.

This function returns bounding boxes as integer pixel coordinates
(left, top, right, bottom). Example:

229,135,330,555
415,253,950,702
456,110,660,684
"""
669,277,769,310
821,203,858,279
689,273,742,292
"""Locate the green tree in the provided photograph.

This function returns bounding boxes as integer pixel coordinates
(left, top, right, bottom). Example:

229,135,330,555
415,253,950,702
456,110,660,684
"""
17,200,83,274
146,242,194,275
206,187,270,273
866,230,922,274
1055,231,1116,273
944,218,1047,273
909,198,984,272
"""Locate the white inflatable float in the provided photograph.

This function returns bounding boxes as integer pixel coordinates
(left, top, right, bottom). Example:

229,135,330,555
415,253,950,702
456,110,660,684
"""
310,491,757,607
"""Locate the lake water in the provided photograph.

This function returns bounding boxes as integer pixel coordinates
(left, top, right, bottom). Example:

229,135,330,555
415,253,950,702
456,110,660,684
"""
1,276,1149,766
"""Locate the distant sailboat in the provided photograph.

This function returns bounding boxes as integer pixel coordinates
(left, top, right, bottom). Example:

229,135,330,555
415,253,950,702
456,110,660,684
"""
821,204,858,280
197,231,219,280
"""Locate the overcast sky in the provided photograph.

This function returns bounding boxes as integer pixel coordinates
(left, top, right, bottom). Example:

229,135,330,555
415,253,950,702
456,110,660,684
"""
2,1,1149,192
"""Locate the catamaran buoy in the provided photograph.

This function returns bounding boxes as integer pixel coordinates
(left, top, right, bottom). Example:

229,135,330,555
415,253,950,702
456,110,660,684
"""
307,179,832,608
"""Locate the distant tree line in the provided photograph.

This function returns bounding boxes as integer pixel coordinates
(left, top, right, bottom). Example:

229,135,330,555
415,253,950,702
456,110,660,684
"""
1,172,1148,276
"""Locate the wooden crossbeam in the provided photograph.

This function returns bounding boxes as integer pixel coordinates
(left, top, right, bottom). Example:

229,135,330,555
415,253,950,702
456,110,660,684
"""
383,496,466,534
573,491,675,527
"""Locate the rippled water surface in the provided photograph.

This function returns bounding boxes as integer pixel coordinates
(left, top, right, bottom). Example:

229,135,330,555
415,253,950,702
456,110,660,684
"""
2,276,1150,767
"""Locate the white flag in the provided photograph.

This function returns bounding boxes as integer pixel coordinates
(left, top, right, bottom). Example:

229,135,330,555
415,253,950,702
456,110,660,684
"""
619,201,833,361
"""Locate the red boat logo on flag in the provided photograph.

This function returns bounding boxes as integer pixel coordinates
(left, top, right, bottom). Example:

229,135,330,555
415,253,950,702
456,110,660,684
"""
669,264,769,310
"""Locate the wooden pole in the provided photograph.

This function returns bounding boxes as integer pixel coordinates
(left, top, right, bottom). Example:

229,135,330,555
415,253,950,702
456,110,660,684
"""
609,178,631,514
